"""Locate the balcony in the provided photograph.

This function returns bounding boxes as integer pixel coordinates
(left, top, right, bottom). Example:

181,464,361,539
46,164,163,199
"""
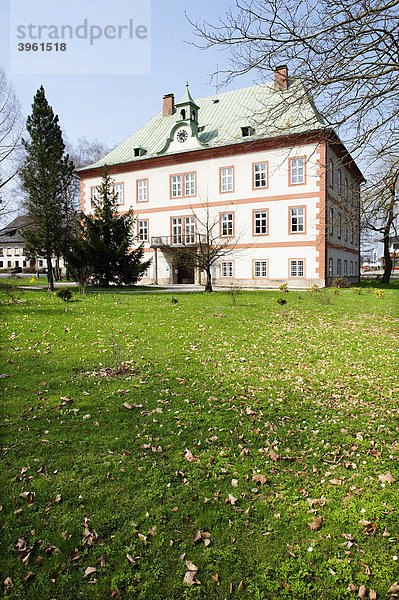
151,234,206,248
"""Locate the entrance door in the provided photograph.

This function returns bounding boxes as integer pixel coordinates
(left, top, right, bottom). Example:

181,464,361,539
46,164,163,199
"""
177,266,194,284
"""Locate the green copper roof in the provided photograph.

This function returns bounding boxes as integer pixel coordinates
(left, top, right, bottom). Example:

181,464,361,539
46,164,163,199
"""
80,80,325,171
176,83,199,108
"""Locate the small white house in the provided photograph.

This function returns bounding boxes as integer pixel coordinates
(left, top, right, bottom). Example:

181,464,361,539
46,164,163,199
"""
78,68,363,288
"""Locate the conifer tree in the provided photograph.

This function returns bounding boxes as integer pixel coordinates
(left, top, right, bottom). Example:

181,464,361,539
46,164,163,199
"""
75,168,151,287
21,86,74,291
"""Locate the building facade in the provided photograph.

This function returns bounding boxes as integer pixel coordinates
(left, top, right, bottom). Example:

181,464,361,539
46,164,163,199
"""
78,68,363,288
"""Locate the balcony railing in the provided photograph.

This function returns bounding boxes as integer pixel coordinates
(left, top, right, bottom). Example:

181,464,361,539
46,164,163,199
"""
151,234,207,248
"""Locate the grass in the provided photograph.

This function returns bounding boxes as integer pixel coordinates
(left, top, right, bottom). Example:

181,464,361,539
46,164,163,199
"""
1,287,398,599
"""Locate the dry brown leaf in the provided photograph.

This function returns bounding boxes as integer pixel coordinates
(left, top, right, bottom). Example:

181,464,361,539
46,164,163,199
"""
329,478,342,486
22,572,35,583
126,554,136,566
347,583,358,592
227,494,237,505
231,479,238,487
309,516,323,530
84,567,97,577
110,589,120,599
238,580,244,591
137,533,147,542
245,407,255,415
382,527,390,537
183,570,200,585
192,530,202,543
185,560,198,572
269,448,279,462
122,449,131,456
3,577,13,592
358,585,367,599
122,402,134,409
211,573,219,583
184,449,197,462
378,471,395,483
389,582,399,593
54,494,62,503
22,552,31,566
369,590,377,600
19,491,35,504
35,556,44,565
100,555,106,568
252,474,267,485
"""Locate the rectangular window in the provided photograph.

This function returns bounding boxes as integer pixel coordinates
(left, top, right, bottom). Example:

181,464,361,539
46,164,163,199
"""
15,247,19,256
220,212,234,237
344,260,348,276
141,266,150,277
355,261,358,274
221,261,233,277
344,222,348,241
170,172,196,198
113,183,124,205
338,213,342,238
344,178,348,201
137,220,148,242
290,259,304,277
23,260,27,268
289,207,305,233
171,217,183,244
328,207,334,235
350,223,354,243
0,248,3,256
184,216,195,244
15,260,19,267
7,261,11,268
0,261,3,267
354,226,358,247
328,160,334,188
289,157,305,184
253,162,268,189
91,186,100,207
253,209,268,235
337,170,342,195
337,259,342,276
7,247,11,256
137,179,148,203
329,257,333,277
254,260,267,277
220,167,234,193
350,261,353,276
38,260,43,268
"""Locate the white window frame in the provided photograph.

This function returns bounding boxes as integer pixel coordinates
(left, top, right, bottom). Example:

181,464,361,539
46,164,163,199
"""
290,157,305,185
91,186,101,207
328,207,333,235
0,248,3,256
171,173,196,198
328,160,334,188
290,259,304,277
253,162,268,188
137,179,148,203
14,247,19,256
290,207,305,233
329,258,333,277
220,212,234,237
350,261,353,276
7,247,11,256
337,259,342,276
344,260,348,276
113,183,124,205
253,210,268,235
137,220,148,242
220,167,234,192
254,260,267,277
221,261,233,277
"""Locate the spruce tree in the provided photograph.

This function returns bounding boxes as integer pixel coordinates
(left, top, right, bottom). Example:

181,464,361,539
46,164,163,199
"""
20,86,74,291
80,168,151,286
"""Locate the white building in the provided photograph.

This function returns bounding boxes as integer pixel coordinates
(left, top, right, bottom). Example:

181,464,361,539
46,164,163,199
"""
78,68,363,288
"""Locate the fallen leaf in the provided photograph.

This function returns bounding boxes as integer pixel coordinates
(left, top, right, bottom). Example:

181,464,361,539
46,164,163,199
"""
252,474,267,485
126,554,136,566
19,491,35,504
231,479,238,487
110,588,120,598
137,533,147,542
3,577,13,592
329,478,342,486
211,573,219,583
389,582,399,593
54,494,62,503
184,449,197,462
358,585,366,599
183,571,200,585
347,583,358,592
227,494,237,505
22,572,35,582
238,580,244,591
192,530,202,544
84,567,97,577
378,472,395,483
122,402,134,410
122,449,131,456
309,516,323,530
369,590,377,599
185,560,198,571
269,448,279,462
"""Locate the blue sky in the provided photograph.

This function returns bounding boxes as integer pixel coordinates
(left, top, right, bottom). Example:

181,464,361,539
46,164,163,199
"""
2,0,258,149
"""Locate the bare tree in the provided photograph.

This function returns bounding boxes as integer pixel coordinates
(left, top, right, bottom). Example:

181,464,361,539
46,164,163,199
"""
0,67,23,214
190,0,399,155
362,157,399,283
173,197,243,292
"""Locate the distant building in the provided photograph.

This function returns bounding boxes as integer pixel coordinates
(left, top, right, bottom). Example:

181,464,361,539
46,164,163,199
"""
78,67,364,288
0,216,65,274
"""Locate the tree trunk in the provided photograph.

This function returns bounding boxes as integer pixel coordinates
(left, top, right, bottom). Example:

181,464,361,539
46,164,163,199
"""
381,228,392,283
47,253,54,291
204,267,213,292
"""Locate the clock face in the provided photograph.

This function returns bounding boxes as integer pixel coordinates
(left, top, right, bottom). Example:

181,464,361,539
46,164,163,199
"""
176,129,188,143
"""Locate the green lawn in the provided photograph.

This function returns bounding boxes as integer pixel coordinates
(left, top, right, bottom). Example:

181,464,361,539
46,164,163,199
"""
1,288,398,599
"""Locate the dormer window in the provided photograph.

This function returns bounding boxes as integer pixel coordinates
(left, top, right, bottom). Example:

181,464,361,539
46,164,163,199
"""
241,126,254,137
180,109,186,120
134,147,147,157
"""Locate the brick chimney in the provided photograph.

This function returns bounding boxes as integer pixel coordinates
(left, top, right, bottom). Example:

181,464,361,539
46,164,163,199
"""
274,65,288,91
163,93,175,116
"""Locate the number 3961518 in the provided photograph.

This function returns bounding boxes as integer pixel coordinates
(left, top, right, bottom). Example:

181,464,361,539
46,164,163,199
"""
18,43,67,51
